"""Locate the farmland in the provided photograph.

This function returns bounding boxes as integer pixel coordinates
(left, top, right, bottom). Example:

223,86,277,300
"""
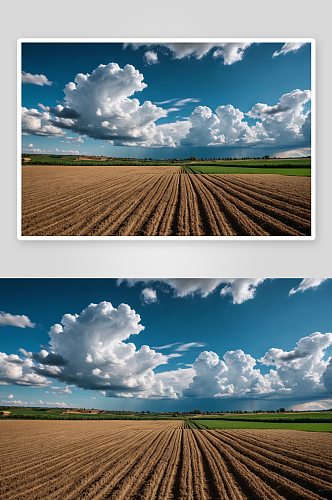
21,163,311,237
1,420,331,499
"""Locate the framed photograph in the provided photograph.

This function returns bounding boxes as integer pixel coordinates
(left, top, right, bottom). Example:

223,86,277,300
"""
18,39,315,239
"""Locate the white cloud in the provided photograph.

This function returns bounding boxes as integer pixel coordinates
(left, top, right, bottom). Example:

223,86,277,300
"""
19,302,178,399
21,60,311,151
22,72,52,86
50,63,172,147
59,149,80,155
0,352,50,387
144,51,158,65
119,278,266,304
289,279,328,296
50,386,72,394
21,63,169,145
182,331,332,400
141,288,158,304
175,343,206,352
28,143,33,147
0,312,35,328
8,394,14,399
1,399,26,405
273,43,306,58
129,43,251,65
291,399,332,411
22,148,46,153
213,43,252,65
22,107,66,137
45,401,70,408
180,89,311,149
39,400,43,405
275,147,311,158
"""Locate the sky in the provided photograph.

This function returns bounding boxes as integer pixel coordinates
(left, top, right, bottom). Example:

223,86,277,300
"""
1,278,331,413
21,41,312,159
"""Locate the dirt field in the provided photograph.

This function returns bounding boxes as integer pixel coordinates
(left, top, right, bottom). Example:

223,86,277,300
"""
1,420,331,499
21,165,311,236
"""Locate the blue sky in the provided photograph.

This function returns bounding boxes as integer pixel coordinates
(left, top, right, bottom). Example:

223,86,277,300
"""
21,41,312,159
1,278,331,412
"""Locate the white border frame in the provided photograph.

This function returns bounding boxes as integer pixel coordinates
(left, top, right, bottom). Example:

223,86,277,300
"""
17,38,316,241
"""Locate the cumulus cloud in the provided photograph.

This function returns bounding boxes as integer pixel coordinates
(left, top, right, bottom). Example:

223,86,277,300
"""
292,399,332,411
22,63,178,146
273,42,306,58
144,51,158,65
275,147,311,158
22,72,52,86
126,43,251,65
179,89,311,149
182,331,332,400
22,107,66,137
18,302,179,399
289,279,328,296
8,394,14,399
183,350,268,398
21,59,311,150
1,399,26,405
141,288,157,304
1,307,332,402
0,312,35,328
213,43,252,65
22,148,46,153
0,352,50,387
119,278,266,304
51,386,72,394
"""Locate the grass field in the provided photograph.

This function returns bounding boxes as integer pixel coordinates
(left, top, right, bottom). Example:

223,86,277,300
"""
0,407,181,420
192,412,332,423
190,419,332,432
183,165,311,176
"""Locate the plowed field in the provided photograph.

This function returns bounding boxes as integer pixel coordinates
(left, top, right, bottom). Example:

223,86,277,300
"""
21,165,311,236
1,421,331,499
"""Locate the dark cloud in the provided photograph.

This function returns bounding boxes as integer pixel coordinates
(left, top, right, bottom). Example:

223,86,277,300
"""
49,106,81,119
32,352,68,366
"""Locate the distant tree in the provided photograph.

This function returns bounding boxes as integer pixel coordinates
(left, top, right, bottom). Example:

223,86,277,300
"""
279,407,286,413
194,409,202,414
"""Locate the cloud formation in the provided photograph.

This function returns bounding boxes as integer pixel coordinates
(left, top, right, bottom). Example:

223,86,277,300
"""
18,302,178,399
21,60,311,151
273,43,306,58
213,43,252,65
0,352,50,387
144,51,158,65
141,288,158,304
22,72,52,86
0,312,35,328
1,299,331,403
119,278,266,304
289,279,328,296
126,43,251,65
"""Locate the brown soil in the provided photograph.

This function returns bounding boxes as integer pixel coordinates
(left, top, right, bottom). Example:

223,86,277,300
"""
1,423,331,499
61,410,100,415
74,156,111,161
21,165,311,236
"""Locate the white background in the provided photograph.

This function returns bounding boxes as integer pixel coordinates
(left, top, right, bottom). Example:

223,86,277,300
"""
1,0,331,278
